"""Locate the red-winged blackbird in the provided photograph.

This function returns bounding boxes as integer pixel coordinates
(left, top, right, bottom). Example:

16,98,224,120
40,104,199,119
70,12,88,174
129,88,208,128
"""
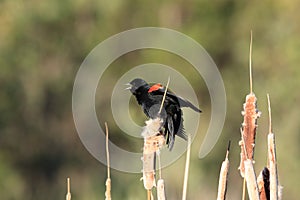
127,78,201,150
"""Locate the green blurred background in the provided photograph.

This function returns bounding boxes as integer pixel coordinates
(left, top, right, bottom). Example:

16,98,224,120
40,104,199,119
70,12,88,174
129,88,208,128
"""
1,0,299,199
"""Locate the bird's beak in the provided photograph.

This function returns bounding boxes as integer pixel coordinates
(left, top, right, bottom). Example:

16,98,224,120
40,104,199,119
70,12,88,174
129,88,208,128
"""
124,83,132,90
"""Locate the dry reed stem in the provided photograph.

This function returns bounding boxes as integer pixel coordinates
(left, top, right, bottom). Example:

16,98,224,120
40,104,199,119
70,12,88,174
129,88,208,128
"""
257,167,270,200
217,141,231,200
105,122,112,200
244,159,260,200
182,135,191,200
66,177,71,200
157,179,166,200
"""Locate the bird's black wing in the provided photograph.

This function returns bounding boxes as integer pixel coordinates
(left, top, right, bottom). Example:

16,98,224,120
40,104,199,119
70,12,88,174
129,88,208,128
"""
172,94,202,113
151,88,202,113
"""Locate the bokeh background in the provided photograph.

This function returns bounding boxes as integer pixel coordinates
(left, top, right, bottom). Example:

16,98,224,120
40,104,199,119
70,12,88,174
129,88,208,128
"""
1,0,300,199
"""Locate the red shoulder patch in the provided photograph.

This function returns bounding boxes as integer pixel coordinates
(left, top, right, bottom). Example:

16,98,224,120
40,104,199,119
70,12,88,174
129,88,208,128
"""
148,83,162,93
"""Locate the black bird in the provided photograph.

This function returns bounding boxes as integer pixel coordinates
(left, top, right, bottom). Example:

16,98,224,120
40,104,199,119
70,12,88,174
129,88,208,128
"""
127,78,201,150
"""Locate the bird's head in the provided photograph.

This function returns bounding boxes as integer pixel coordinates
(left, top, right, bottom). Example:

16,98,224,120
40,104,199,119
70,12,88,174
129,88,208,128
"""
126,78,149,95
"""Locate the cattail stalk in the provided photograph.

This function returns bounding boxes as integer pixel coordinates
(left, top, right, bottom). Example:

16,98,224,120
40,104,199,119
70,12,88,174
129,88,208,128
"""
105,122,112,200
156,149,166,200
66,178,71,200
267,95,279,200
242,178,246,200
182,135,191,200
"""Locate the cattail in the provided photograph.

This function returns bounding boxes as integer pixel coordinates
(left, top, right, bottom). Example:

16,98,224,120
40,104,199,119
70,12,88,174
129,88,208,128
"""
142,136,158,190
142,123,165,200
239,93,260,177
217,141,231,200
142,118,165,190
239,31,261,178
